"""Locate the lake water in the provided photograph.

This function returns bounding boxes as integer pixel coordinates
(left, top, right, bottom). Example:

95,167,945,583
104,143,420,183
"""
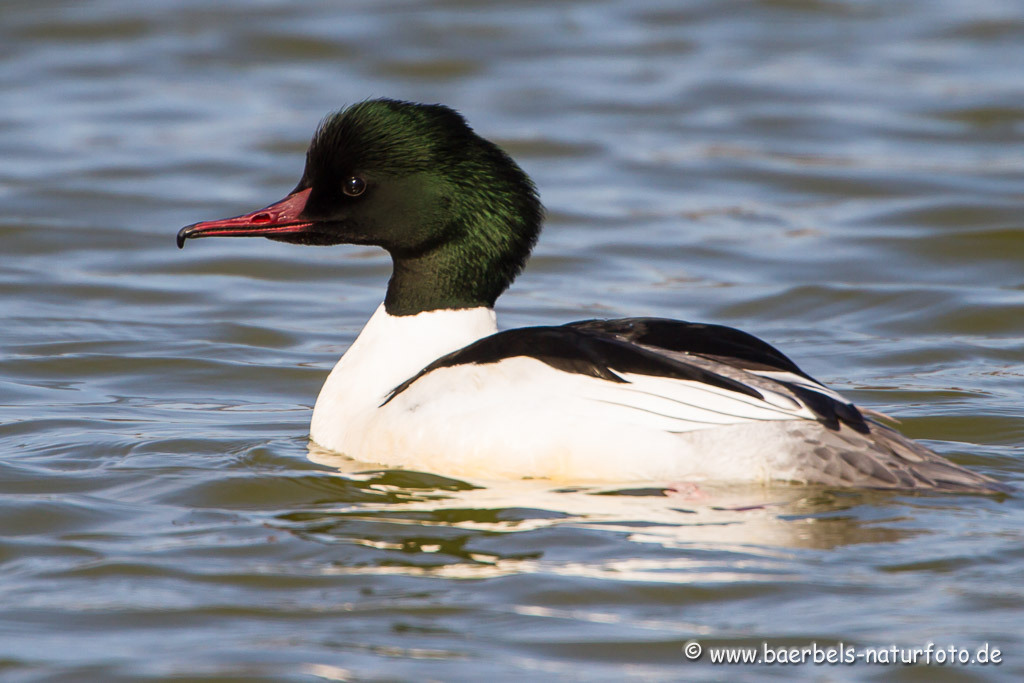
2,0,1023,680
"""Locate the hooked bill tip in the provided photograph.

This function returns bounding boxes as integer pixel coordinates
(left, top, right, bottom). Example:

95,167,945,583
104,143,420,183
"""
176,226,191,249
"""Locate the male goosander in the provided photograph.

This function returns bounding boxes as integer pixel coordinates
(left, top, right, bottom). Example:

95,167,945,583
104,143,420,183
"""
178,99,1009,493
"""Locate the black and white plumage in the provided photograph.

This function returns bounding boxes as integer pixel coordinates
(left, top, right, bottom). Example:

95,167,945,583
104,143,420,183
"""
178,99,1010,493
308,308,1005,492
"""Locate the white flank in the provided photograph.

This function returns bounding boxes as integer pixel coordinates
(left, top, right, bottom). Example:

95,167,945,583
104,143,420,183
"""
310,306,836,483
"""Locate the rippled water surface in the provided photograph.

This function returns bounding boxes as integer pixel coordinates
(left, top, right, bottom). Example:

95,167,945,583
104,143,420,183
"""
3,0,1024,680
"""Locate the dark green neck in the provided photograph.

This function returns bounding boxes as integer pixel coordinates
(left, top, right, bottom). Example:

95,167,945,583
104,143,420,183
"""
385,253,485,315
384,221,526,315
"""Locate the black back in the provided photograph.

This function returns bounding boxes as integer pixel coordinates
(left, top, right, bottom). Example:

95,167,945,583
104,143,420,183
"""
384,317,869,434
566,317,812,379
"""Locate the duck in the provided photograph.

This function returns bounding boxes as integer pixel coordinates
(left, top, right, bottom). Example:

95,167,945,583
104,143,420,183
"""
178,98,1010,493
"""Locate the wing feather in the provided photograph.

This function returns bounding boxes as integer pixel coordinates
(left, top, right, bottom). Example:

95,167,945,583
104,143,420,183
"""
385,318,866,434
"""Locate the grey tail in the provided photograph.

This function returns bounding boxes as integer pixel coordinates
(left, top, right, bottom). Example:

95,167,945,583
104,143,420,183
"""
785,420,1013,494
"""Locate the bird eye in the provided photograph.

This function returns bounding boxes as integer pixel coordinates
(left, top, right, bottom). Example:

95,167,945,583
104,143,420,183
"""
343,176,366,197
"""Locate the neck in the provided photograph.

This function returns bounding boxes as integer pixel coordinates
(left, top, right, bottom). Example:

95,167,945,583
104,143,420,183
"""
384,181,542,316
383,214,533,315
384,246,500,316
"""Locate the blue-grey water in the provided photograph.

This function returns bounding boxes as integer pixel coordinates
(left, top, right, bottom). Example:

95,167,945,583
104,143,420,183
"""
2,1,1024,680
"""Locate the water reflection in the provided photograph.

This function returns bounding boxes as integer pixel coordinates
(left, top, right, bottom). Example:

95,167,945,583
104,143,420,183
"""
298,443,916,582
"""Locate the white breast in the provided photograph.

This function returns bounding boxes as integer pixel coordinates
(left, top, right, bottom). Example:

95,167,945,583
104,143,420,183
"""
310,304,497,457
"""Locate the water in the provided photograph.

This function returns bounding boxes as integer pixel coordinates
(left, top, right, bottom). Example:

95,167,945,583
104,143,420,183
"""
2,0,1024,680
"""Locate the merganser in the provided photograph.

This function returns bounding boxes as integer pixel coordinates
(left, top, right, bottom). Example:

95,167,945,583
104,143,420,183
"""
178,98,1010,493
